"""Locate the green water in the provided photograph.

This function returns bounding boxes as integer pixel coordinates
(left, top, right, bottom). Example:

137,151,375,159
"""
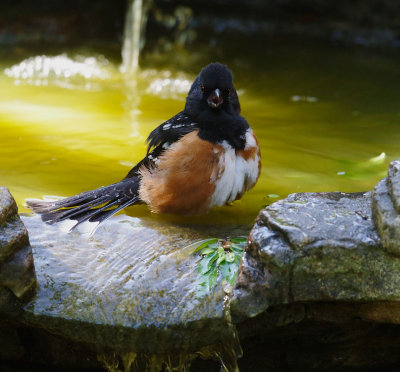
1,42,399,225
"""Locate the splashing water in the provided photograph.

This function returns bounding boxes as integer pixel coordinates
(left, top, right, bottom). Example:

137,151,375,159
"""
4,54,113,90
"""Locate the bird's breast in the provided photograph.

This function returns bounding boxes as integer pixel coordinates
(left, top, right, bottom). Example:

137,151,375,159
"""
209,129,261,208
138,129,260,215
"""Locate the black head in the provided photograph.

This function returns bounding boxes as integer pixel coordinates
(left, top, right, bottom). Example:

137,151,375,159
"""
199,63,233,109
183,63,248,149
184,62,241,117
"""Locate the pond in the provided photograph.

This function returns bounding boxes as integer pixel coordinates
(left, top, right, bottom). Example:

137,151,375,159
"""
2,35,400,371
1,40,399,228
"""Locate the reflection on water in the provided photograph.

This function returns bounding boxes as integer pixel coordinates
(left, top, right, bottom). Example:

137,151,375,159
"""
1,42,399,227
4,54,113,90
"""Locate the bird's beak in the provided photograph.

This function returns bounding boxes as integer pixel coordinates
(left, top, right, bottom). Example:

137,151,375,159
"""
207,88,223,108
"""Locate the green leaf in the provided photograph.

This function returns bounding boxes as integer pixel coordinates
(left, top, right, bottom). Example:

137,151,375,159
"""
208,252,219,266
208,263,219,290
235,254,243,264
195,237,246,297
227,272,239,286
220,261,240,285
221,261,240,286
232,247,244,255
220,261,231,279
225,252,235,262
197,251,218,275
216,247,226,265
192,238,218,253
196,279,209,298
268,194,280,198
201,247,216,255
230,237,247,244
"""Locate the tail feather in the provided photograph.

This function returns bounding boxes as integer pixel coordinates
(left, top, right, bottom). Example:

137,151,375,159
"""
26,178,141,231
26,189,104,213
38,195,111,224
72,197,138,231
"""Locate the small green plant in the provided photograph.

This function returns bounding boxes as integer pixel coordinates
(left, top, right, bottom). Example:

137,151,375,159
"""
193,237,247,298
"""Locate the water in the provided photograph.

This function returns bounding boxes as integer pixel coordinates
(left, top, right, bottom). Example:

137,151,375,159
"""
2,40,400,370
1,42,399,227
21,213,243,371
121,0,144,75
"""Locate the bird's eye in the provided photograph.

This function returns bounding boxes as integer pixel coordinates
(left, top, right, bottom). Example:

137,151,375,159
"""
200,85,205,94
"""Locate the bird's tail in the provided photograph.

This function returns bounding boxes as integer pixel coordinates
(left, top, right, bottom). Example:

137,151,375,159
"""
26,177,141,232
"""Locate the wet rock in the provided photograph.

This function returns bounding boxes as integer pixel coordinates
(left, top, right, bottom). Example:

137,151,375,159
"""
17,214,245,371
231,174,400,372
0,187,18,224
231,182,400,371
387,160,400,212
0,187,36,302
232,191,389,321
372,160,400,256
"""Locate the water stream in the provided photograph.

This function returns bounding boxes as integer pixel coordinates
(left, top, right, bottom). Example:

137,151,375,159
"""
121,0,144,75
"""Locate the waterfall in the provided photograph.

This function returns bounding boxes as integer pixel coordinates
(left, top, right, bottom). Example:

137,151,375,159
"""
121,0,143,74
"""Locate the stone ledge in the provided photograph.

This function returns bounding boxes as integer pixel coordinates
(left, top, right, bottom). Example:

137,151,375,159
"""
372,160,400,256
230,159,400,370
232,191,389,322
0,188,37,302
0,188,18,226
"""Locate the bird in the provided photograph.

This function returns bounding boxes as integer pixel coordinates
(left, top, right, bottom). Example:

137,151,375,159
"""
27,62,261,232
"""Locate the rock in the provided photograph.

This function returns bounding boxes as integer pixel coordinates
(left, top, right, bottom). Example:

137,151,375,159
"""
0,245,36,300
0,187,36,302
232,191,388,321
372,160,400,256
231,188,400,371
0,188,18,224
387,160,400,212
18,214,245,371
7,163,400,371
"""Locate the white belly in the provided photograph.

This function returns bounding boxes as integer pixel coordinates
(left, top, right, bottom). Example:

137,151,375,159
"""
209,131,260,208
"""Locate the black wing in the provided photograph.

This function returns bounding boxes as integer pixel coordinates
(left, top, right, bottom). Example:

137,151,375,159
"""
146,111,199,153
124,111,199,179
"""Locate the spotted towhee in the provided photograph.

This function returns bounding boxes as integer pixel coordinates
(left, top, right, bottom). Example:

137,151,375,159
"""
27,63,261,231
